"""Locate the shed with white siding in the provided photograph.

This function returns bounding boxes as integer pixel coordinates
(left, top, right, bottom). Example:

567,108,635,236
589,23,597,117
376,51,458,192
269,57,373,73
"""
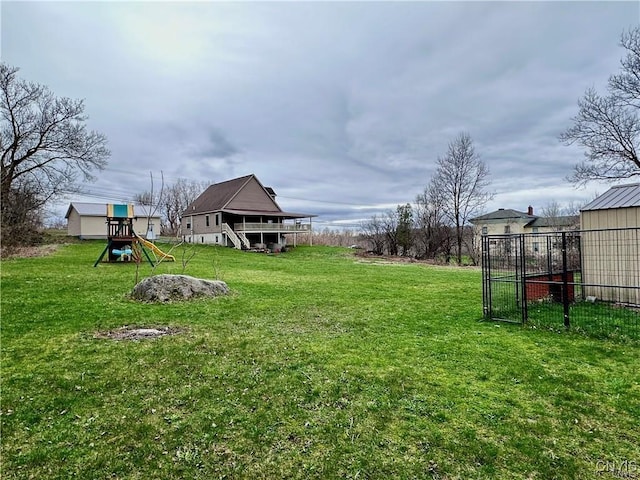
65,202,162,239
580,184,640,305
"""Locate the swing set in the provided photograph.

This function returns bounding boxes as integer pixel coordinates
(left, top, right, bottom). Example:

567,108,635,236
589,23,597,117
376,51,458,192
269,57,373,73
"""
93,204,175,267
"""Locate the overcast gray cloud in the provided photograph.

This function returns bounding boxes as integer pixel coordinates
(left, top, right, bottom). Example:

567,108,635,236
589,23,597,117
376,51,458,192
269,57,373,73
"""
2,1,639,228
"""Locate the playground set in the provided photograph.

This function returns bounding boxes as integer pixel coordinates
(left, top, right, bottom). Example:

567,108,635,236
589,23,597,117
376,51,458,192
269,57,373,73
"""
93,204,175,267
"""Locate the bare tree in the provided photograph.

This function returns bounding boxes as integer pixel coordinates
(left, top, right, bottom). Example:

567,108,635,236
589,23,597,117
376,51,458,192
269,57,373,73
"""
136,178,208,235
414,183,450,259
133,191,155,206
1,181,44,249
396,203,414,256
430,132,493,265
540,200,581,231
360,215,385,255
1,63,109,246
382,209,400,256
560,27,640,183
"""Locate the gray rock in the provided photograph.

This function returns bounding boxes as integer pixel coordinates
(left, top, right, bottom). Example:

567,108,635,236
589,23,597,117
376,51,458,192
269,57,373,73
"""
131,274,230,302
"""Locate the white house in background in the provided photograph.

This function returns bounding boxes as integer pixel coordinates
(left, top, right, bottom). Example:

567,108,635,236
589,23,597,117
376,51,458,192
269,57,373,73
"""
470,206,579,236
580,183,640,305
469,206,580,258
65,202,162,239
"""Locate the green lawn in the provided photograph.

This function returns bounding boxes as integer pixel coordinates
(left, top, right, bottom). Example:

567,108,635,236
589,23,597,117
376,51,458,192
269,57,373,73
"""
2,243,639,479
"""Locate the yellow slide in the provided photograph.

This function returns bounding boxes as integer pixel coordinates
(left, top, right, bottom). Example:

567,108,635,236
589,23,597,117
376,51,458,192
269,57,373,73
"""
135,234,175,262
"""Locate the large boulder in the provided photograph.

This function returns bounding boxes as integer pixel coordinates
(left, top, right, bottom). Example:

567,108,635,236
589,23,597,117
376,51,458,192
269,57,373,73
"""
131,274,230,302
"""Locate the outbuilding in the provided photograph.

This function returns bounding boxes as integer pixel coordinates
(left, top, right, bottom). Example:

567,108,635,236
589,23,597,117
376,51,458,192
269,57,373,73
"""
65,202,162,240
580,183,640,305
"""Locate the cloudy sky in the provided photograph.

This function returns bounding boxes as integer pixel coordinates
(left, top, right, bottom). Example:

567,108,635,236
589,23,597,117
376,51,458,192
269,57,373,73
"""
2,1,639,229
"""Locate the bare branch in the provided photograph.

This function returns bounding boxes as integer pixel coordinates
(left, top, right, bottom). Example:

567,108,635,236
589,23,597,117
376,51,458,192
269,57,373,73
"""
561,27,640,184
429,132,493,264
1,63,110,246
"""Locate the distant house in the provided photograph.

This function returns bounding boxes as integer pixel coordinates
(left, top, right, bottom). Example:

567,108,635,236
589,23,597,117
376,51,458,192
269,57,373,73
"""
65,202,162,240
470,206,580,259
580,183,640,305
181,174,315,249
470,206,579,236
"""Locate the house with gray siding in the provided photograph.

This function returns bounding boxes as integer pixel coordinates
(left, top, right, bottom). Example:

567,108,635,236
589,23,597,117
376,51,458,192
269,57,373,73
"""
181,174,315,249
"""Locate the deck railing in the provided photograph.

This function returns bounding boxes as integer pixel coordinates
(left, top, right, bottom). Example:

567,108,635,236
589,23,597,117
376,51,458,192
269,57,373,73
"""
233,222,309,232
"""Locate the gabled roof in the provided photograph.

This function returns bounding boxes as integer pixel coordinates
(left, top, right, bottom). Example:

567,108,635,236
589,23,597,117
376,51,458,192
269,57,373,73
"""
65,202,160,219
581,183,640,211
470,208,578,229
185,175,263,214
183,174,315,218
66,202,106,217
470,209,535,223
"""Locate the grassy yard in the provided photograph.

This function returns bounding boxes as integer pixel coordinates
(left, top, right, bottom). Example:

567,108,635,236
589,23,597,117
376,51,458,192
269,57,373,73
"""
1,243,639,479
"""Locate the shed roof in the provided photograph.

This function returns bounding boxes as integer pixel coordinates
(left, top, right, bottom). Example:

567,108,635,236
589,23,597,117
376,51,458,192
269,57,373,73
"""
581,183,640,211
65,202,160,219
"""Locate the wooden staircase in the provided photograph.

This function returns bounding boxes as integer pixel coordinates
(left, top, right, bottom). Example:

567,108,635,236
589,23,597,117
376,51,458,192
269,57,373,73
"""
222,223,249,249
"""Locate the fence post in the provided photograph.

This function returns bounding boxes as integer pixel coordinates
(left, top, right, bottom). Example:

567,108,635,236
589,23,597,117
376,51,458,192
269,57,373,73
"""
481,235,491,320
561,232,570,329
519,234,528,325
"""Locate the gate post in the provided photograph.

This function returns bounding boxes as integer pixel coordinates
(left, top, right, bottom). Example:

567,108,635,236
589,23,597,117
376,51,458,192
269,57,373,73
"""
561,232,570,329
481,234,491,319
519,234,528,325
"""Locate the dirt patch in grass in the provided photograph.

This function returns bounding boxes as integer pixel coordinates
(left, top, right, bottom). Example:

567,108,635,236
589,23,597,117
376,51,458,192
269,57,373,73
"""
94,326,184,341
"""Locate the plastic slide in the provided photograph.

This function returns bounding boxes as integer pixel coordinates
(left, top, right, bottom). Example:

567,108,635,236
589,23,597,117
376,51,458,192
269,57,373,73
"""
135,234,175,261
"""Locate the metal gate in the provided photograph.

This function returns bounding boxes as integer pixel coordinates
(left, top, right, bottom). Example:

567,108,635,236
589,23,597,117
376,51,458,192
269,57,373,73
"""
482,234,525,323
481,228,639,339
482,231,581,324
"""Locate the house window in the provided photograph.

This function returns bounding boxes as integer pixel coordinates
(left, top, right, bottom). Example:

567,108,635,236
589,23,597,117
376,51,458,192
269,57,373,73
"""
206,215,210,227
504,225,511,234
186,222,191,229
201,237,204,243
532,227,539,233
215,214,220,226
481,226,488,235
215,235,219,243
